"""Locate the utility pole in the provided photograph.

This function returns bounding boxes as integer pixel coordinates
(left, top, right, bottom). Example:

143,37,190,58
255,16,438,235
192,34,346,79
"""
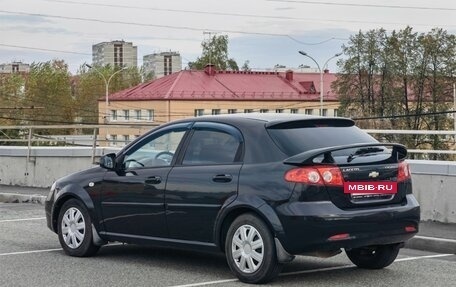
298,51,342,116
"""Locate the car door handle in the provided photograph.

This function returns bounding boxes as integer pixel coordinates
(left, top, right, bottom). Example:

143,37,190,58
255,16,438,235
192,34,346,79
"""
145,176,162,185
212,174,232,183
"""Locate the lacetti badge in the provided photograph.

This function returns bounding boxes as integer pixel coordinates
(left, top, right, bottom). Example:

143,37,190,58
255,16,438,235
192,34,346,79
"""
369,171,380,178
344,182,397,194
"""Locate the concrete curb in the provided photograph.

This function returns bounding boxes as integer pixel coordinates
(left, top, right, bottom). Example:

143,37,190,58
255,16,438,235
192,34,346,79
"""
405,236,456,254
0,193,46,204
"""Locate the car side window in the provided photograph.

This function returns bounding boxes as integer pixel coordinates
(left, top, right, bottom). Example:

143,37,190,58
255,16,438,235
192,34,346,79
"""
182,129,241,165
124,129,186,169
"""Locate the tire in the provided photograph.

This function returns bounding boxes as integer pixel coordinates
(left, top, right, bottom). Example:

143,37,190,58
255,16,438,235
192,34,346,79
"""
345,244,401,269
225,213,282,284
57,199,100,257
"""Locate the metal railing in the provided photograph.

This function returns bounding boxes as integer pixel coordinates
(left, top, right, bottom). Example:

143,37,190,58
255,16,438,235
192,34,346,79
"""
1,125,455,161
0,124,160,163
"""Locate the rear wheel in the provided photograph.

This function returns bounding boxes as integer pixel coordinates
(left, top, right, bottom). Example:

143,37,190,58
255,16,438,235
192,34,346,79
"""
345,244,401,269
225,213,282,284
57,199,100,257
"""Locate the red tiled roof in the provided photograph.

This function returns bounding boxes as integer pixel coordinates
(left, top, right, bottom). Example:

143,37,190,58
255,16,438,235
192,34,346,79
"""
107,69,339,101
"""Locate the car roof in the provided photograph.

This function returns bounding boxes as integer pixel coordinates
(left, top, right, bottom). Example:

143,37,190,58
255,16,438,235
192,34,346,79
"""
191,113,326,123
188,113,353,127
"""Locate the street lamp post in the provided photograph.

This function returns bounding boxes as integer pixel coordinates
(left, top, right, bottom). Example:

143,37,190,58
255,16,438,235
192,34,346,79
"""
85,64,128,122
298,51,342,116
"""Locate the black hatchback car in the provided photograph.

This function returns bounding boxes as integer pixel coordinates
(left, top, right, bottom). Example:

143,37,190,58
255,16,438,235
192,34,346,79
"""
45,114,420,284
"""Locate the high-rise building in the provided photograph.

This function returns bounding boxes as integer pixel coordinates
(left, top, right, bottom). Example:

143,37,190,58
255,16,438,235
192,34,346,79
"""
0,61,30,74
143,51,182,79
92,40,137,68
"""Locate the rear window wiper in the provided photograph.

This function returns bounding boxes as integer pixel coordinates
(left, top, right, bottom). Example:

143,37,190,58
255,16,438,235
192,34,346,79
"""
347,147,384,163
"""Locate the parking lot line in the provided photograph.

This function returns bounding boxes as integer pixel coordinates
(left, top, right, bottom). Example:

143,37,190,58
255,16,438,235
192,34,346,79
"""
0,217,46,223
395,253,454,262
167,253,455,287
0,248,62,257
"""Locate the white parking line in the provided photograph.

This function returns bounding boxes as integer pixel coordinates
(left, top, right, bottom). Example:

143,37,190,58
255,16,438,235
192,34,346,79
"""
395,253,454,262
0,243,124,257
414,235,456,244
0,248,62,256
168,253,455,287
0,217,46,223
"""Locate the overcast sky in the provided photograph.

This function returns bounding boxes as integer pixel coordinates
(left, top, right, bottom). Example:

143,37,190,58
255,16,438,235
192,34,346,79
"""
1,0,455,74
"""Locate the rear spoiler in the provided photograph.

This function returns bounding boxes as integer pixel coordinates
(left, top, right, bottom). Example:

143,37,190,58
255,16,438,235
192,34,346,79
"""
283,143,407,166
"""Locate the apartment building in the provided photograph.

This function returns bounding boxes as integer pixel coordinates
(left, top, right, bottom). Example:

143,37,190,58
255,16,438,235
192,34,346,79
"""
92,40,138,68
143,51,182,79
0,61,30,74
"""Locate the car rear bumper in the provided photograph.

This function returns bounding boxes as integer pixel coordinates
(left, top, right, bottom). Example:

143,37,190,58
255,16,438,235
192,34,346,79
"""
276,194,420,254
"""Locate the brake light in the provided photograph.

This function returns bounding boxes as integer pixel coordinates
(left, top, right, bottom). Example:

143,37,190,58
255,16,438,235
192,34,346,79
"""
397,161,411,182
328,233,350,241
405,225,417,233
285,166,344,186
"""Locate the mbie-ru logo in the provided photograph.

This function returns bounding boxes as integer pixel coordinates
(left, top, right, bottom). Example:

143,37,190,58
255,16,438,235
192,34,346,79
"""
344,182,397,194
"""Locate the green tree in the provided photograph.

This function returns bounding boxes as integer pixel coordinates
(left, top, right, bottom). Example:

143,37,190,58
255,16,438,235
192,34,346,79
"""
334,27,456,159
241,60,251,72
0,73,26,143
74,64,142,124
141,65,155,82
188,35,239,70
24,60,74,132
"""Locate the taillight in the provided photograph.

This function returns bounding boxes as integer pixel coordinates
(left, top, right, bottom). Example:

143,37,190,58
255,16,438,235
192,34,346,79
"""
285,166,344,186
397,161,411,182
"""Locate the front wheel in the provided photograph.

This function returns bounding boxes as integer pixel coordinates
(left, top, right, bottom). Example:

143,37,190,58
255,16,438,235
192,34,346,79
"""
225,213,282,284
345,244,401,269
57,199,100,257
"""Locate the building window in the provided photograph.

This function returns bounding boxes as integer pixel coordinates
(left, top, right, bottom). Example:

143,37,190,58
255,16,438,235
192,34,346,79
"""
146,109,154,121
305,109,313,115
111,110,117,121
290,108,298,114
135,110,141,120
164,55,172,76
123,110,129,121
123,135,130,145
114,44,123,67
228,109,237,114
322,109,328,116
110,135,117,146
244,109,253,113
260,109,269,113
194,109,204,117
275,109,284,113
212,109,221,115
334,109,339,117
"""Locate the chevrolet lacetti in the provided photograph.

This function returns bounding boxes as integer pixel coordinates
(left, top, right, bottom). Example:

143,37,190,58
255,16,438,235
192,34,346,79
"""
45,114,420,284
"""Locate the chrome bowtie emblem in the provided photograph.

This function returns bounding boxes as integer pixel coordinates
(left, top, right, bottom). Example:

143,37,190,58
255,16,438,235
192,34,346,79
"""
369,171,380,178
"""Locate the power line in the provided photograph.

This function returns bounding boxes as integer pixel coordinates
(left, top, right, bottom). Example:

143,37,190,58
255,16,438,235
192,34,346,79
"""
0,10,347,46
35,0,455,28
0,43,91,55
268,0,456,11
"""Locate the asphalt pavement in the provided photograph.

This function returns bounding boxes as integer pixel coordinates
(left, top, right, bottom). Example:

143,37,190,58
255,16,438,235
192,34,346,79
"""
0,185,455,258
0,202,455,287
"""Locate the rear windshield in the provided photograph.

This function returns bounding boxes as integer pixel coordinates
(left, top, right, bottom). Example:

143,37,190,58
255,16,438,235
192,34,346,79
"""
267,125,378,157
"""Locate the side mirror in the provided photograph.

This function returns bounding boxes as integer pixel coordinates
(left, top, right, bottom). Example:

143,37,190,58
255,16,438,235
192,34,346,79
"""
100,153,116,170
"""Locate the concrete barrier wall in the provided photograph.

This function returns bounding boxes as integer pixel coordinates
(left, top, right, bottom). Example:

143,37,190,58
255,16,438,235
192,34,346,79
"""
0,147,454,223
0,147,119,188
409,160,456,224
